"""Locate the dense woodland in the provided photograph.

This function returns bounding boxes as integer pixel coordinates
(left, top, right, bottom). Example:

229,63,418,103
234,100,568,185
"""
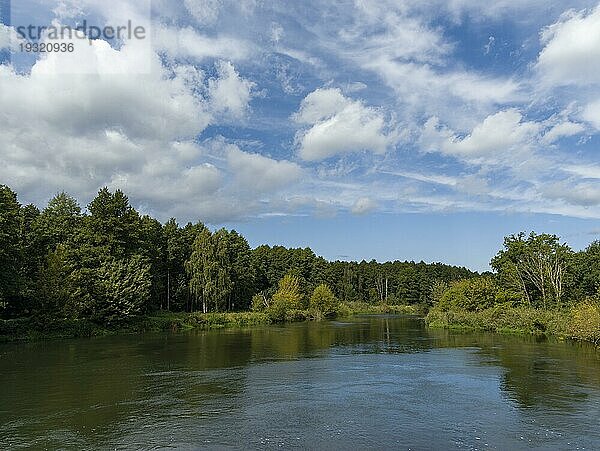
0,185,475,324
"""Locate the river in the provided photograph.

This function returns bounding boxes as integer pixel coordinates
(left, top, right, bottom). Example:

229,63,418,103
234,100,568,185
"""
1,315,600,449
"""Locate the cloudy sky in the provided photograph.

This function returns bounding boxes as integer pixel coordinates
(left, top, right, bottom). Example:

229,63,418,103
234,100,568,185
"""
1,0,600,270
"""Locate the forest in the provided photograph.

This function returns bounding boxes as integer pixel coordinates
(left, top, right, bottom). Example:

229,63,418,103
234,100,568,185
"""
2,184,599,343
0,185,475,326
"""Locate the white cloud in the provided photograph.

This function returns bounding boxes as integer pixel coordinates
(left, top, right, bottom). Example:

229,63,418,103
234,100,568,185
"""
226,145,303,193
2,43,208,140
184,0,222,25
208,61,255,120
154,25,254,62
0,36,289,222
293,88,396,161
381,170,458,187
343,1,452,65
423,109,541,161
536,6,600,86
542,121,586,144
543,181,600,207
367,60,522,128
351,197,377,215
563,164,600,179
0,25,16,50
582,99,600,129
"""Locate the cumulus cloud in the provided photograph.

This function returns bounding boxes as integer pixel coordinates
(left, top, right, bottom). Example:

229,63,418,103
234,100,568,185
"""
208,61,255,120
293,88,396,161
582,100,600,130
542,121,586,144
225,145,303,193
536,6,600,86
422,109,541,161
0,33,292,222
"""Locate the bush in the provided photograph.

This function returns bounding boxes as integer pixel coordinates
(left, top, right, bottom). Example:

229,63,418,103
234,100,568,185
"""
271,274,304,310
426,304,569,337
251,293,269,312
568,300,600,344
437,277,499,312
309,284,338,317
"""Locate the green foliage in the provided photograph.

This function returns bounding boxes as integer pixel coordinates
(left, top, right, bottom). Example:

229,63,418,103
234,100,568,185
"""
426,304,569,337
337,301,420,315
572,241,600,298
71,255,152,324
36,245,72,317
0,185,22,315
6,182,600,345
33,192,82,251
491,232,574,309
272,274,304,310
309,284,339,317
430,279,449,305
437,277,499,312
251,293,269,312
568,300,600,345
85,188,143,257
185,227,254,313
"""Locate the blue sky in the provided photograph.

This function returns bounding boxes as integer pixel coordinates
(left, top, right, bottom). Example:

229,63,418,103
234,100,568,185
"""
1,0,600,270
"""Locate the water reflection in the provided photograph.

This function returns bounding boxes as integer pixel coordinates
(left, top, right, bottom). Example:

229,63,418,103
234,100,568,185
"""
1,315,599,449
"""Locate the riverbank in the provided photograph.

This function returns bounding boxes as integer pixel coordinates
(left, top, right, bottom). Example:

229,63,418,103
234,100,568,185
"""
0,302,422,342
426,302,600,345
0,312,272,342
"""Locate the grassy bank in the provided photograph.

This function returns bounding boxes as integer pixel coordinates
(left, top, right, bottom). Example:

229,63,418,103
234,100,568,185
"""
339,301,424,316
0,302,422,342
426,302,600,345
0,311,272,342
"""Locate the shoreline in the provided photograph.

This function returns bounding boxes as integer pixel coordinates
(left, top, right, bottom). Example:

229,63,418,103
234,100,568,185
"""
426,305,600,346
0,302,422,343
3,303,598,347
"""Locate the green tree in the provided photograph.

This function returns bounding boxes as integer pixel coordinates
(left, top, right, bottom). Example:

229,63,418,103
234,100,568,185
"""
309,284,338,317
33,192,82,252
86,188,142,257
573,241,600,298
0,185,22,316
272,274,304,310
71,255,151,324
491,232,573,309
186,226,224,313
36,245,72,317
437,277,498,312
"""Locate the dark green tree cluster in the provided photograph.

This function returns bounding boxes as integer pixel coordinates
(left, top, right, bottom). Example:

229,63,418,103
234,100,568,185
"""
0,185,477,325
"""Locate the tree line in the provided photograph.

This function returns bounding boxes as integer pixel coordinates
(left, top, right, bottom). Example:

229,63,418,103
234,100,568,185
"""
0,185,476,324
434,232,600,312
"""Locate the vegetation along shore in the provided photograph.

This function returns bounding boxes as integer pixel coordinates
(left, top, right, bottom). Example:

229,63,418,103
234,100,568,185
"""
1,184,598,344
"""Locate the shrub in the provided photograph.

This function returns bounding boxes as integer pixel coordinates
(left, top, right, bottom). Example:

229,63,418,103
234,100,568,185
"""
309,284,338,317
251,293,269,312
437,277,498,312
568,300,600,344
271,274,304,310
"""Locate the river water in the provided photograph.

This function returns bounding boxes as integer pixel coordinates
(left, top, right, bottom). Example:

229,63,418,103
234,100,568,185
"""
1,315,600,449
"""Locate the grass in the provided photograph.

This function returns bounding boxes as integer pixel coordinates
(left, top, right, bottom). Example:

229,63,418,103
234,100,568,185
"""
0,301,424,342
426,301,600,345
339,301,424,316
0,311,273,342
